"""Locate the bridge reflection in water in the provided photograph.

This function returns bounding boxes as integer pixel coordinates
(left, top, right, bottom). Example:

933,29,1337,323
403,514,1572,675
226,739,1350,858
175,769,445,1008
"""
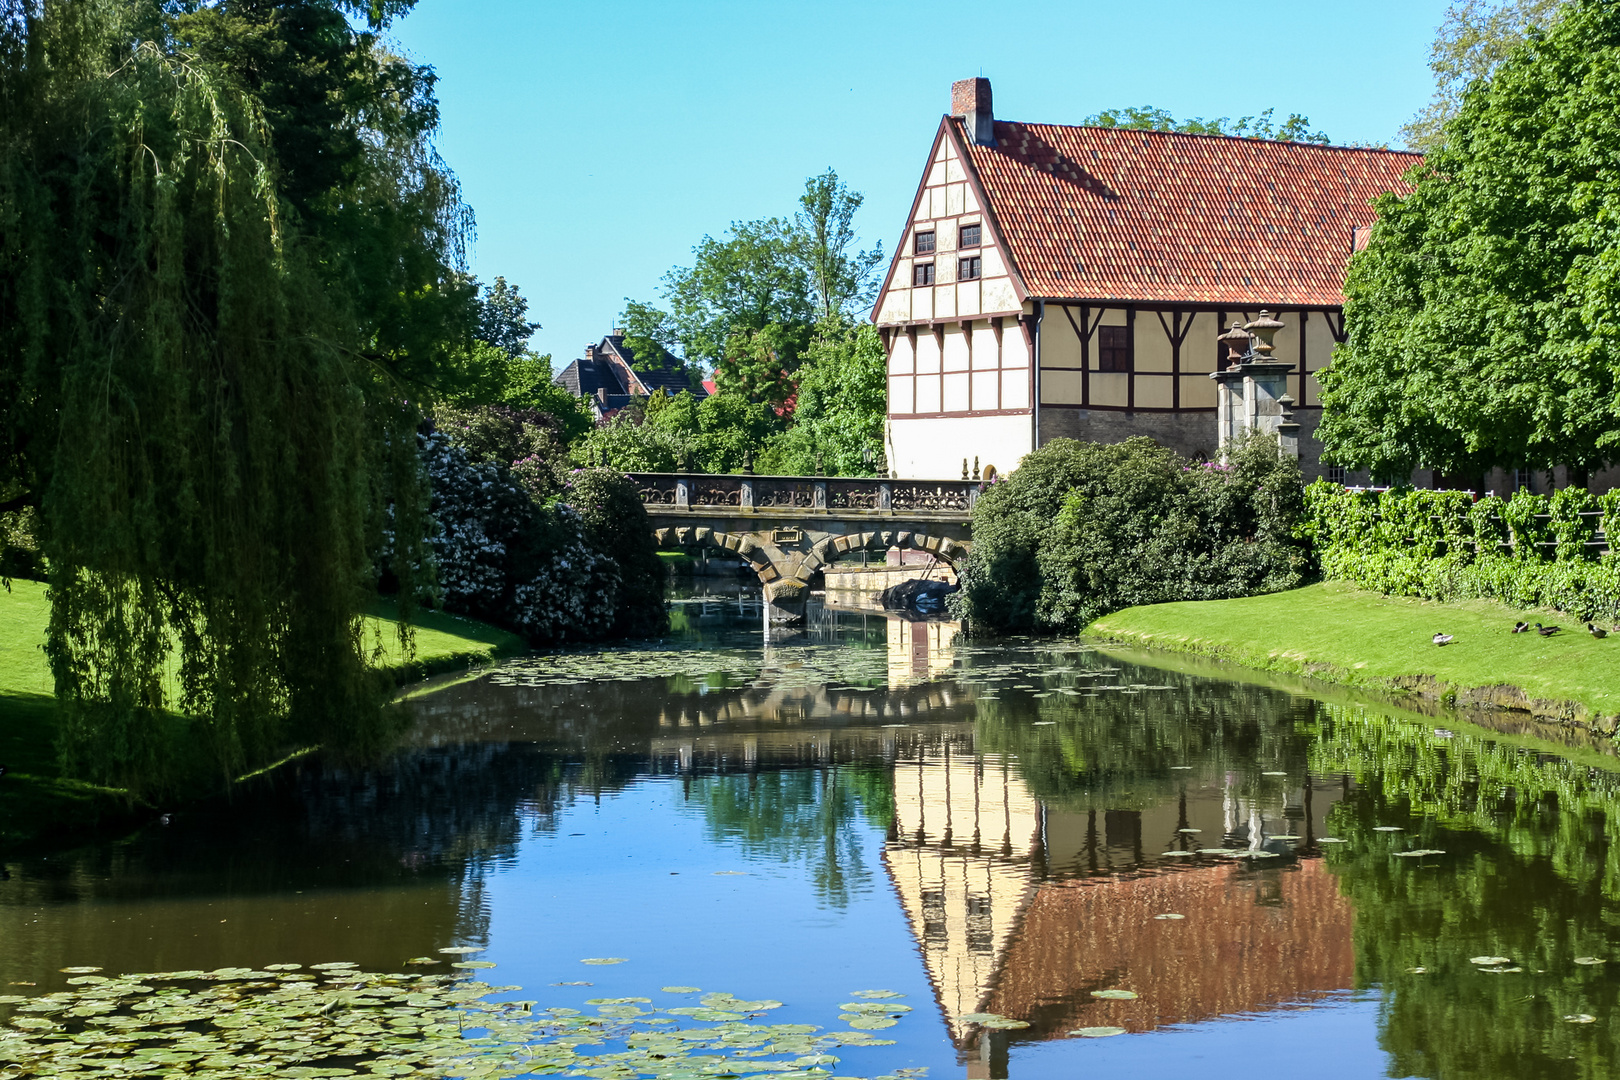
637,606,1359,1078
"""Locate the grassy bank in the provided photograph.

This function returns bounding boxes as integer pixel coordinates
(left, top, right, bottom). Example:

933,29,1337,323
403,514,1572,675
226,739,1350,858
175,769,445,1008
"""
1088,581,1620,733
0,580,526,853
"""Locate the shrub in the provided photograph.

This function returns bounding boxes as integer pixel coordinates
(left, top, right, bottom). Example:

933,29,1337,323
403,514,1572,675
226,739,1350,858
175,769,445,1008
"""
1307,483,1620,621
416,433,657,645
954,434,1307,633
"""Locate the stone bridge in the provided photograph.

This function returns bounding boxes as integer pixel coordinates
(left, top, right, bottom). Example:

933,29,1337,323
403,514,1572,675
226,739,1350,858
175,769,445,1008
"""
628,472,977,625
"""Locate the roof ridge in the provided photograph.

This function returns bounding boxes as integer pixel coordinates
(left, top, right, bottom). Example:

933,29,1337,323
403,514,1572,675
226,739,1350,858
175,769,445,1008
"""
995,118,1420,155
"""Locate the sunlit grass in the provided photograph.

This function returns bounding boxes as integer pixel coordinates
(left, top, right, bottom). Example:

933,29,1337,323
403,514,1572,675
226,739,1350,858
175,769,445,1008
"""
1089,580,1620,722
0,579,526,849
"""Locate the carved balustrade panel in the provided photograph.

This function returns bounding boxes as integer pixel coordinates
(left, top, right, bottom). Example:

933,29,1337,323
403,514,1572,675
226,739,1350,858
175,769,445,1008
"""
755,480,819,509
890,483,973,512
827,482,882,510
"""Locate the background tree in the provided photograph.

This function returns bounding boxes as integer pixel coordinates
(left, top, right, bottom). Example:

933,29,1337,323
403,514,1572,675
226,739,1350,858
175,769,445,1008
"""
1401,0,1567,150
1082,105,1331,144
756,320,887,476
793,169,884,321
1318,0,1620,482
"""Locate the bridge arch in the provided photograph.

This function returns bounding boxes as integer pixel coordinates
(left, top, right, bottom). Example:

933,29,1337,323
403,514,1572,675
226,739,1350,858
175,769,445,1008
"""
653,525,970,624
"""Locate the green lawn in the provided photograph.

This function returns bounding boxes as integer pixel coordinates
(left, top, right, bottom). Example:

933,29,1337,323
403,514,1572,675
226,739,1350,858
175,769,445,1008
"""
0,580,526,851
1088,581,1620,729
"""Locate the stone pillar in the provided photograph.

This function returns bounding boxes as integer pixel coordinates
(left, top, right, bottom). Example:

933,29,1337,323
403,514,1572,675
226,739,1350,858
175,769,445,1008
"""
1209,311,1297,461
675,478,690,508
762,578,809,626
740,480,754,509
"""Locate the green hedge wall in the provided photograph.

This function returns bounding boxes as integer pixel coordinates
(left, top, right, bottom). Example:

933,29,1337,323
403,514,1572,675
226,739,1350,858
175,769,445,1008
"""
1304,483,1620,621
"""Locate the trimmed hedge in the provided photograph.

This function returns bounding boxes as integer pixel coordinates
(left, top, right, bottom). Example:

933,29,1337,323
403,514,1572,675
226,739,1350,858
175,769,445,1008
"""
1305,483,1620,621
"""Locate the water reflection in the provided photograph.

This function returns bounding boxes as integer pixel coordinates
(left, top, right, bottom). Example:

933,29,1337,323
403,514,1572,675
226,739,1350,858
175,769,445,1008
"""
4,595,1620,1080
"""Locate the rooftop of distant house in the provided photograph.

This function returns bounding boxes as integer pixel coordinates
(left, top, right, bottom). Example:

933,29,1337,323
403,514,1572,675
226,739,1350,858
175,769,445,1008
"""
554,330,702,413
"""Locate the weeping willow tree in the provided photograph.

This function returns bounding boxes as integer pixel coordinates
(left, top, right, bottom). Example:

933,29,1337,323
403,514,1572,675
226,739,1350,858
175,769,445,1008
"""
0,0,475,795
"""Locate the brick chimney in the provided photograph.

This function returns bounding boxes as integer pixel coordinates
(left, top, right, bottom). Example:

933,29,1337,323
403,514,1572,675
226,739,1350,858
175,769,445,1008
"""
611,327,627,338
952,77,995,147
584,344,597,362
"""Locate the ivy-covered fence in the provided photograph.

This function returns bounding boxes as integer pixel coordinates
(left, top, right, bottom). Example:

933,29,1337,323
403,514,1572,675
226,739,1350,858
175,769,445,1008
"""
1303,483,1620,621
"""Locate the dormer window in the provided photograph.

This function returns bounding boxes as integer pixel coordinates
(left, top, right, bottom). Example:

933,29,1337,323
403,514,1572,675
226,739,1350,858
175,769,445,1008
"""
913,262,936,286
959,223,982,248
914,231,936,254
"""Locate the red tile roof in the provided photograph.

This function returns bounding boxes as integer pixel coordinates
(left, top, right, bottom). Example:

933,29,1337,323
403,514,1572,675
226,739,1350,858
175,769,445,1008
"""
960,119,1419,307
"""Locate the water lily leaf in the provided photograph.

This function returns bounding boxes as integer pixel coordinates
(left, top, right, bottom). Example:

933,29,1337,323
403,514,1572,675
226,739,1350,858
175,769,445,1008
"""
847,991,904,1000
403,958,441,966
978,1018,1028,1030
1177,828,1201,833
308,963,357,971
1573,957,1606,965
1268,835,1301,841
1153,914,1185,920
263,964,303,971
1070,1026,1126,1038
662,987,702,994
1373,827,1404,832
59,967,103,975
1470,956,1513,966
1318,838,1347,843
451,961,496,970
1090,990,1137,1000
1261,772,1288,777
1564,1014,1598,1023
436,947,484,955
1160,851,1196,857
586,998,653,1005
957,1013,1007,1024
1406,967,1428,974
1393,849,1447,858
580,959,628,965
848,1018,897,1030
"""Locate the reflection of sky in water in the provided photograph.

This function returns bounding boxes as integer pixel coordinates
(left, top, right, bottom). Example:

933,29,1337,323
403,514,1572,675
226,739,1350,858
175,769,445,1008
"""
5,599,1620,1080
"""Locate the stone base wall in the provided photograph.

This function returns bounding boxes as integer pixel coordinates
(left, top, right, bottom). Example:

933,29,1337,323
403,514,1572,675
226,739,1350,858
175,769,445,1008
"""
1036,406,1336,482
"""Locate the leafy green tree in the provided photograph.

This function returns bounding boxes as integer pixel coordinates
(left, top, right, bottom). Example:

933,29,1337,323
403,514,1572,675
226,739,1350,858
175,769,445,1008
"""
0,0,472,793
793,169,884,321
756,320,887,476
1318,0,1620,482
621,169,883,407
475,276,541,359
1402,0,1568,150
1083,105,1331,144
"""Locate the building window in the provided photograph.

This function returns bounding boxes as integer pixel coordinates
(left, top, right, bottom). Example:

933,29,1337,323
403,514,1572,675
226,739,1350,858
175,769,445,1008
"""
1098,325,1131,372
913,262,935,286
959,223,982,248
1325,465,1346,485
958,256,982,280
914,231,935,254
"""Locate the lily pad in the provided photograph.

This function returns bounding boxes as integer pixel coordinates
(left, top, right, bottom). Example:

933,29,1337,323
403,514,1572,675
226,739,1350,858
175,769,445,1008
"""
1393,849,1447,857
580,958,629,965
1071,1026,1127,1038
662,986,703,993
1573,957,1606,966
58,967,103,975
1090,989,1138,1000
848,991,905,999
848,1017,898,1030
1565,1014,1598,1023
1153,914,1185,920
1373,826,1404,832
436,947,483,955
403,957,441,966
979,1017,1030,1030
451,961,496,969
1470,956,1513,966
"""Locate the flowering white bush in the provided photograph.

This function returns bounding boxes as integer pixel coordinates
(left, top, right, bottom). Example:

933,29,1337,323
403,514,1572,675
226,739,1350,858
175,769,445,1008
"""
419,432,622,644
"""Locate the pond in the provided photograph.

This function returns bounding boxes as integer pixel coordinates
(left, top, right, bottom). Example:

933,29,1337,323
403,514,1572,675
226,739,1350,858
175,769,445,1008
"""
3,592,1619,1080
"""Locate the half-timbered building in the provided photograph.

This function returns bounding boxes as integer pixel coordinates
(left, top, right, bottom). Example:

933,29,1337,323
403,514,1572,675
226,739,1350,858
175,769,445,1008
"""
871,78,1418,481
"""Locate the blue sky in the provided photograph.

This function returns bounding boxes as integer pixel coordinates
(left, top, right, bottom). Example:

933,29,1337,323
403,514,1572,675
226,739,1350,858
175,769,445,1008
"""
386,0,1448,367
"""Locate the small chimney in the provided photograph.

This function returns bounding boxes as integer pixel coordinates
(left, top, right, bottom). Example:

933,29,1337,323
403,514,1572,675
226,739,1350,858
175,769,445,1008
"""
952,77,995,147
611,327,627,338
584,345,597,362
